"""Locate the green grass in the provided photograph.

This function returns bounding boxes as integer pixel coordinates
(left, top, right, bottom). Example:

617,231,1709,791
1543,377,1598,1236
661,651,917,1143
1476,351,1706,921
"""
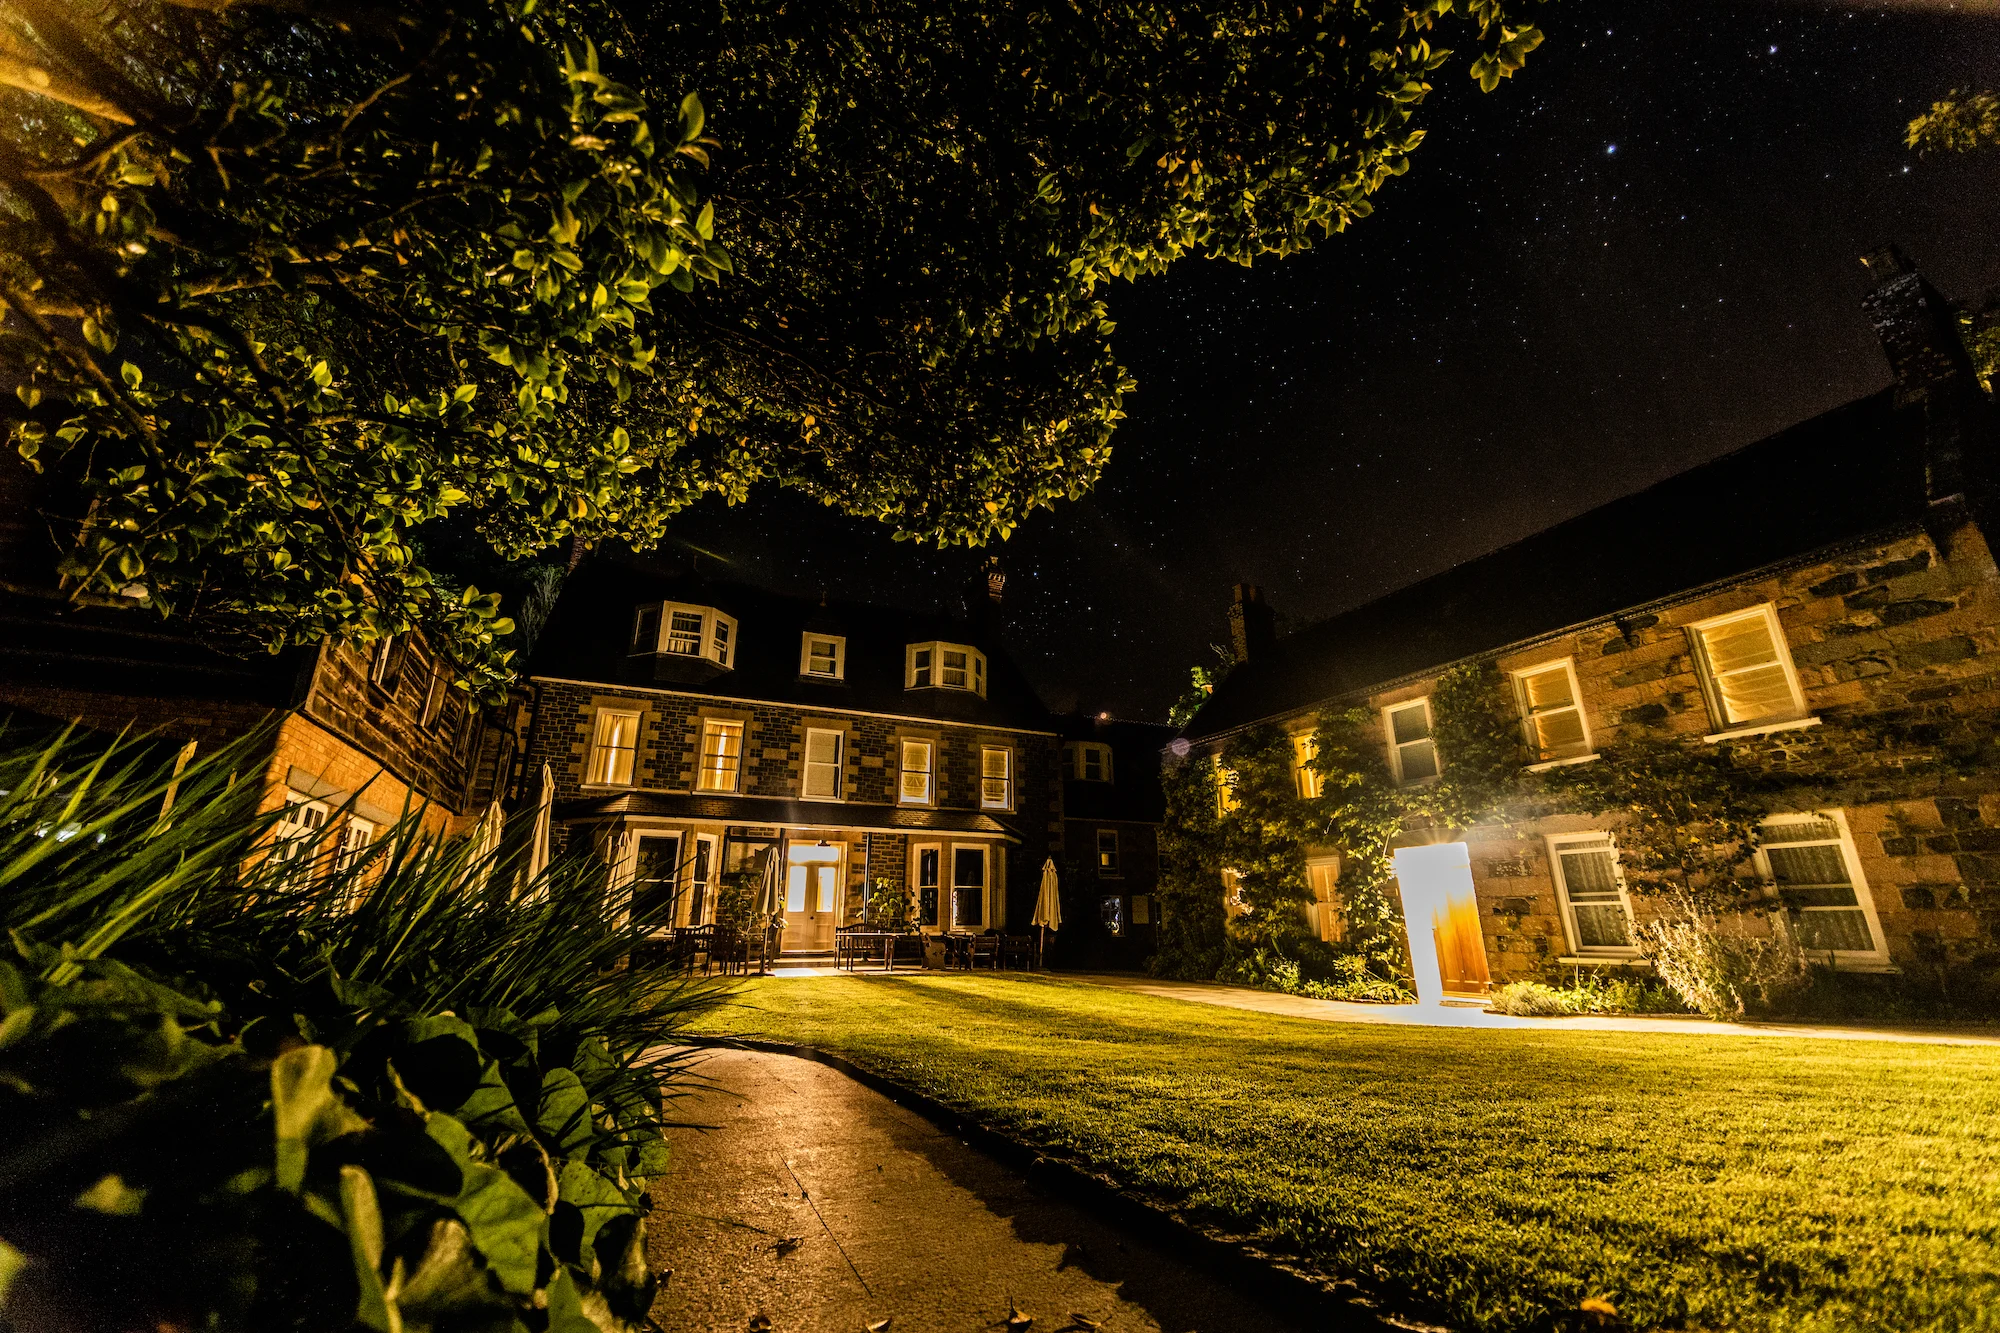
689,974,2000,1333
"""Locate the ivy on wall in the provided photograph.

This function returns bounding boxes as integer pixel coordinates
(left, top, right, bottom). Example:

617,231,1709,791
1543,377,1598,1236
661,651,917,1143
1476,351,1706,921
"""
1154,653,1996,991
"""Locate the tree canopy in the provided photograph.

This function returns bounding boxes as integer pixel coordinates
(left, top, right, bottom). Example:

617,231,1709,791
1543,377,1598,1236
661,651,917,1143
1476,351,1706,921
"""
1,0,1546,692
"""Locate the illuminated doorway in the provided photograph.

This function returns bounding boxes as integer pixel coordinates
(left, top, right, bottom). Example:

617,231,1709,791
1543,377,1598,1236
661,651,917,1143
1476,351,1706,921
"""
785,840,845,951
1392,842,1492,1003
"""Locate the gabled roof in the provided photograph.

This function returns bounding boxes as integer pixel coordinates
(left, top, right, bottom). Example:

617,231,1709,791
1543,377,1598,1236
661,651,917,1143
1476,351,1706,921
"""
528,554,1054,732
1185,388,1933,739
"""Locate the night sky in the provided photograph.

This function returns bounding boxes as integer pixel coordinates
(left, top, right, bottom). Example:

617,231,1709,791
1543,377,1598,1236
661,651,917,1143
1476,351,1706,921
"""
665,1,2000,722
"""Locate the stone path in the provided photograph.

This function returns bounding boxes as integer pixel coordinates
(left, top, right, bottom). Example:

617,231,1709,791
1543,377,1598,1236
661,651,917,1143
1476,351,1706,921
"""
1065,972,2000,1046
647,1048,1314,1333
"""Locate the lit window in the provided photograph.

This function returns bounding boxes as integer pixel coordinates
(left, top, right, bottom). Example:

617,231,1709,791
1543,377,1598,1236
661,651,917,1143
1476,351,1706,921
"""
800,633,846,679
1758,815,1883,957
951,845,987,928
1384,699,1438,784
1100,895,1126,936
665,609,704,655
587,709,641,786
1690,605,1806,731
1221,867,1245,915
1293,731,1322,797
631,602,736,670
696,719,743,792
1307,859,1343,942
1096,828,1121,877
906,641,986,696
337,817,376,872
1514,660,1593,764
899,739,934,804
802,727,844,800
272,791,330,885
1068,742,1113,782
1215,760,1239,815
981,746,1012,809
1547,834,1636,956
1131,894,1152,926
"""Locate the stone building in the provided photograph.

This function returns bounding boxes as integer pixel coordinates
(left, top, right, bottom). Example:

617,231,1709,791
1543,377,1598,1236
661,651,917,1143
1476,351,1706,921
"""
1057,714,1174,967
519,556,1064,954
1179,248,2000,996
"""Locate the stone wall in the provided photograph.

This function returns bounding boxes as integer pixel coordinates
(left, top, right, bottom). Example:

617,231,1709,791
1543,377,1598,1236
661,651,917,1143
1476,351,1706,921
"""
1326,517,2000,983
304,640,487,815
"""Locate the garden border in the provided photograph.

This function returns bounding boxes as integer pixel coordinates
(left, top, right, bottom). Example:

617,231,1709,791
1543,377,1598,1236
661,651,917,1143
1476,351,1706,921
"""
681,1034,1450,1333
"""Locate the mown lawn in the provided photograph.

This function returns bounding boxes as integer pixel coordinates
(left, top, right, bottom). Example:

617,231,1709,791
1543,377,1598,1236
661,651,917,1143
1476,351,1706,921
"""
687,974,2000,1333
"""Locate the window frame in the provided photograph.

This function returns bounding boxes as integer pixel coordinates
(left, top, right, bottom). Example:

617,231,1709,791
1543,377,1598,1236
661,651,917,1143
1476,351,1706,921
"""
585,707,642,788
1293,730,1323,797
1545,832,1641,959
801,726,846,802
1754,811,1889,965
631,601,738,669
1512,657,1595,768
949,842,990,929
1382,698,1440,786
898,737,935,806
1068,741,1114,783
799,633,847,680
980,745,1014,811
370,636,407,693
912,841,943,929
1215,759,1240,816
905,640,987,697
336,816,376,872
1306,857,1343,943
1688,603,1810,735
695,718,745,793
1095,827,1122,878
272,791,331,886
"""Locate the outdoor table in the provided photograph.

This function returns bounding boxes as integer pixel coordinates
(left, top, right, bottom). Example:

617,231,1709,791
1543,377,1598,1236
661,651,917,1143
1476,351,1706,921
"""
839,930,909,971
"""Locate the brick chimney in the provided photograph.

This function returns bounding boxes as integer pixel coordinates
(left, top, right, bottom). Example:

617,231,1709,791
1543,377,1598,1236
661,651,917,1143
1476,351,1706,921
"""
1226,582,1275,663
1860,246,1992,506
967,555,1006,640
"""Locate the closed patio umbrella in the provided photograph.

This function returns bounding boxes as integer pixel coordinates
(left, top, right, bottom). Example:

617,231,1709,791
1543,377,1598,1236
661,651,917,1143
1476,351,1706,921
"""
1032,857,1062,969
524,763,554,897
468,800,505,894
752,847,784,974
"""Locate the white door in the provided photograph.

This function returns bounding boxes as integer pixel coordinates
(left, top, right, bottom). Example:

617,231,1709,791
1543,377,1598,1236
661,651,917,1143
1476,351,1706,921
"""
784,841,844,950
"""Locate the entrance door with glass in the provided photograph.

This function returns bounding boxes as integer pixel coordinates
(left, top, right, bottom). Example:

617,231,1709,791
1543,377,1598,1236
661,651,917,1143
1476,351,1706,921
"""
1392,842,1492,1001
784,841,844,951
630,834,682,930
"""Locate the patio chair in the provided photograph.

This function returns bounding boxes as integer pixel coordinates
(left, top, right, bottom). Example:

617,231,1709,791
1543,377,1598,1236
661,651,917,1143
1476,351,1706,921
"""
970,934,1001,969
999,934,1036,970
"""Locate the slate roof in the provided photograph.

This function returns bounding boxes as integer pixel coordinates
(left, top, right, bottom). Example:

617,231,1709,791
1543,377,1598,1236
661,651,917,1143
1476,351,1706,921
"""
1185,388,1933,740
528,554,1054,732
552,791,1018,839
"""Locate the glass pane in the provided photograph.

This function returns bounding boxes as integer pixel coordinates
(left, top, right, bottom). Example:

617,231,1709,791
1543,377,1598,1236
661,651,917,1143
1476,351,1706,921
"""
632,607,659,649
1559,848,1621,902
1573,904,1632,948
982,777,1010,805
1522,667,1574,711
982,748,1009,778
1391,703,1431,745
1399,739,1438,781
806,731,841,764
667,611,704,655
1533,708,1589,758
1798,908,1874,952
953,847,985,886
1765,843,1852,890
902,770,931,801
1702,615,1779,675
1718,663,1796,724
815,865,838,913
1761,818,1841,845
785,866,806,912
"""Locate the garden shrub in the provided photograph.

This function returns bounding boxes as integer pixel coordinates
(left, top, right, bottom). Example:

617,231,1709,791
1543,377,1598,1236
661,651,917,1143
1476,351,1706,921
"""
1490,975,1687,1017
1640,909,1810,1020
0,727,718,1332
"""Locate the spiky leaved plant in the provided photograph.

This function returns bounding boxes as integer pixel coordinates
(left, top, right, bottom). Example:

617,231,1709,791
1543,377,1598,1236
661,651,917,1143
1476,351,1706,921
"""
0,723,724,1332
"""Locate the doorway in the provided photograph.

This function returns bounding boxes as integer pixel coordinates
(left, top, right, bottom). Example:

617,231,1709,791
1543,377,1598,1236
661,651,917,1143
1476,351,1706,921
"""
630,834,682,930
1391,842,1492,1002
785,840,845,952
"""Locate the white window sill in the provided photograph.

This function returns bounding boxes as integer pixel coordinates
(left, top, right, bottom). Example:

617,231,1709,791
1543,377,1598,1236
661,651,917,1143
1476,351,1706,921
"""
1552,955,1651,968
1527,753,1601,773
1703,716,1821,744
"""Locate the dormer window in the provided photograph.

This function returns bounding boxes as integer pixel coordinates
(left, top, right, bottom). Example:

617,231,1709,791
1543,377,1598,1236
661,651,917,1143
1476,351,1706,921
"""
630,602,736,669
906,641,986,696
1067,742,1113,782
800,633,846,680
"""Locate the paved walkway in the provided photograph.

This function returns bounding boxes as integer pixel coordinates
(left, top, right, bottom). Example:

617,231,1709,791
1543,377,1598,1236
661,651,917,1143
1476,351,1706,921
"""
647,1048,1314,1333
1063,973,2000,1046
